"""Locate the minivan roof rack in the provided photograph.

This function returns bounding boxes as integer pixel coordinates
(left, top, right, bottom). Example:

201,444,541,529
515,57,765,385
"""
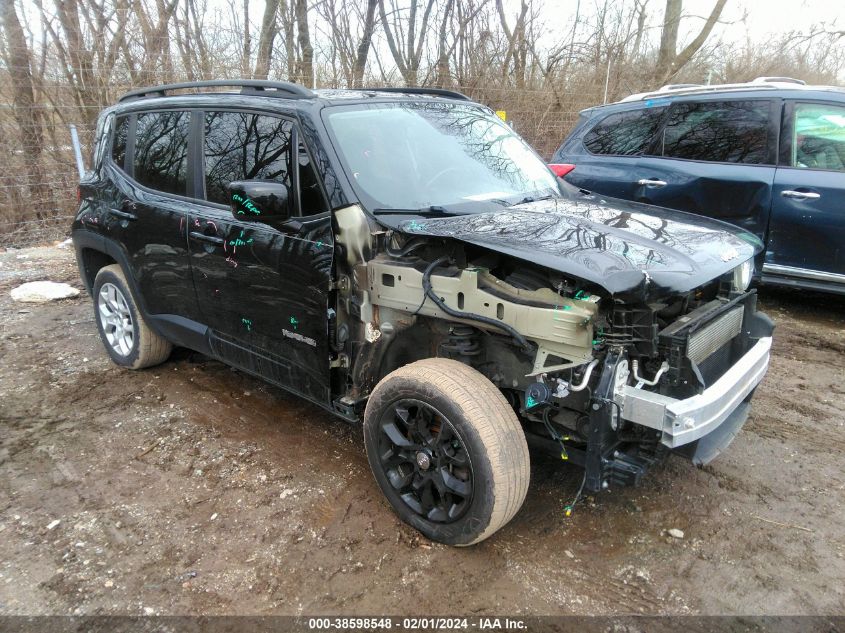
751,76,805,85
118,80,316,103
619,76,828,103
365,86,471,101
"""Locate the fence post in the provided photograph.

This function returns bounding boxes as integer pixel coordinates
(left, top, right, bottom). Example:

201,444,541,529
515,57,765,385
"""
69,124,85,180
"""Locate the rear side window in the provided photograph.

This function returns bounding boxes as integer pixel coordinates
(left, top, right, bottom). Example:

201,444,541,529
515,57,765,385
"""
112,116,129,170
661,101,771,164
792,102,845,172
204,112,294,206
583,108,666,156
133,111,190,195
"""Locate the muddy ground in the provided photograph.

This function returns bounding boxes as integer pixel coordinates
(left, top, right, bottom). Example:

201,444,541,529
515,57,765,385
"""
0,245,843,616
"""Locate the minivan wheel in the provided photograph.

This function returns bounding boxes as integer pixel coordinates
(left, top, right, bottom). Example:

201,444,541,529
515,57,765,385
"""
363,358,530,546
93,265,172,369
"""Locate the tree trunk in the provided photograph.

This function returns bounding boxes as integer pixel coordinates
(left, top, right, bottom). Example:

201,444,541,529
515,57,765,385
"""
242,0,251,77
655,0,681,79
295,0,313,87
254,0,280,80
435,0,454,87
654,0,727,84
1,0,49,221
352,0,378,88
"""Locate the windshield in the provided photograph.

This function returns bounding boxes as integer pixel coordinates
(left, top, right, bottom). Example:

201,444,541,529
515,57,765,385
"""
324,102,560,212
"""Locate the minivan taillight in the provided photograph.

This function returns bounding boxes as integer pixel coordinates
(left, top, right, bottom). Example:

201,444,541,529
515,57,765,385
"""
77,185,82,204
548,163,575,178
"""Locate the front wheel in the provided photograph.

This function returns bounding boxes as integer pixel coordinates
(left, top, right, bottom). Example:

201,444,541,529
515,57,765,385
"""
363,358,530,546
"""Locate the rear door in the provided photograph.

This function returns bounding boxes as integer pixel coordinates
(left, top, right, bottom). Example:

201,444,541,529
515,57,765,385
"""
765,100,845,284
559,106,667,200
634,99,779,240
187,109,334,404
103,110,201,320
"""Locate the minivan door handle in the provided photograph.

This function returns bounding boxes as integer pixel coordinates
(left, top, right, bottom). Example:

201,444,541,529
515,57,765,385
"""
637,178,667,187
782,190,821,200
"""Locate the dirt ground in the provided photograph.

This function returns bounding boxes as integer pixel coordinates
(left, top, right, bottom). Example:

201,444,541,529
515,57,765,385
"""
1,244,843,617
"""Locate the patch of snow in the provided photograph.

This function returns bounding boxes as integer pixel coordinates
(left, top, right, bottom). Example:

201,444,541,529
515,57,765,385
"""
11,281,80,303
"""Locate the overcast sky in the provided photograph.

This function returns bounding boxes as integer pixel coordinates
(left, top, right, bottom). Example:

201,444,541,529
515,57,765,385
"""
536,0,842,43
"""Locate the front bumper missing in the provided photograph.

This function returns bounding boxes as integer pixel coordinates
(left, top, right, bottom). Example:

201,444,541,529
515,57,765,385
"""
620,337,772,448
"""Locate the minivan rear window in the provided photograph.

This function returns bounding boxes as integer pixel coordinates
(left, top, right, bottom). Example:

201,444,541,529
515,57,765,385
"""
133,111,190,195
661,100,771,164
583,108,666,156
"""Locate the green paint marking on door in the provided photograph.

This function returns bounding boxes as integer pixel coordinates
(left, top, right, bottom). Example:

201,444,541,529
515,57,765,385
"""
230,229,254,248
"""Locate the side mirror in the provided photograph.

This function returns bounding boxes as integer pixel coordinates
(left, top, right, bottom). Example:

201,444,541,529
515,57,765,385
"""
228,180,291,221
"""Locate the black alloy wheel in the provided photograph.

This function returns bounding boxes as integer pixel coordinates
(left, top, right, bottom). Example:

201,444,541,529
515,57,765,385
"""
377,399,473,523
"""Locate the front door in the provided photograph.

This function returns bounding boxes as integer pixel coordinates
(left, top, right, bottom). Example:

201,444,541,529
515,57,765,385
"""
187,110,334,404
766,100,845,285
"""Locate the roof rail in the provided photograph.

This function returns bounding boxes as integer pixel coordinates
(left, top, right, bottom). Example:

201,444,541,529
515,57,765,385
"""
752,76,806,85
659,83,703,91
118,80,315,103
365,86,471,101
620,76,819,103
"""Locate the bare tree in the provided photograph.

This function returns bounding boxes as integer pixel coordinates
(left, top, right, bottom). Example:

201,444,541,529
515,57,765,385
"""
1,0,48,220
654,0,727,84
294,0,314,86
379,0,437,86
317,0,378,88
353,0,379,88
496,0,529,87
254,0,280,79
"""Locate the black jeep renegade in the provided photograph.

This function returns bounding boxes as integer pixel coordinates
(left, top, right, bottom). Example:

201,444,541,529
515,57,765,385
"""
73,80,773,545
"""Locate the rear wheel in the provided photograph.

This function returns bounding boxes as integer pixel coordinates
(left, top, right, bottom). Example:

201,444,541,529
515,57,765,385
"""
363,358,530,546
93,264,172,369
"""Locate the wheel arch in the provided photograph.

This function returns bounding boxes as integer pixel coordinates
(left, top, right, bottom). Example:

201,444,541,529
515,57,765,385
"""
72,230,156,327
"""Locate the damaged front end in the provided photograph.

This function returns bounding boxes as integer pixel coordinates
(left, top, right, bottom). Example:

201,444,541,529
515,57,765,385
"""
331,203,774,496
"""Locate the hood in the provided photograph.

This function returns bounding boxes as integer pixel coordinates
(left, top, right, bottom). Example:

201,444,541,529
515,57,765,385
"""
383,195,762,298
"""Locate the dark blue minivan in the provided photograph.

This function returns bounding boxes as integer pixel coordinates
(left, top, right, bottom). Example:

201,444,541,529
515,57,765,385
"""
551,77,845,294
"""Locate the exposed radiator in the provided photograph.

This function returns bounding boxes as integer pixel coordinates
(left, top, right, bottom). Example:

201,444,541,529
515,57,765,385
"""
687,306,744,364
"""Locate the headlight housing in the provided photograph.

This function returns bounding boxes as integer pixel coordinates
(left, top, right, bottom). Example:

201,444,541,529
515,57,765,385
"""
732,258,754,292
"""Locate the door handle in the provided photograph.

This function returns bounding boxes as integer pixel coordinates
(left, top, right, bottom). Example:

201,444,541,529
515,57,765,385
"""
189,231,225,246
108,208,137,221
637,178,667,187
782,190,821,200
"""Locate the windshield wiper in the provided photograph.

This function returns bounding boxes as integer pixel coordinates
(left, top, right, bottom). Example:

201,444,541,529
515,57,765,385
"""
372,205,457,217
511,194,557,206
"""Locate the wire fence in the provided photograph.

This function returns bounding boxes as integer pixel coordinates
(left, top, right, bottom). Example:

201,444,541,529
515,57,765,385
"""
0,79,603,250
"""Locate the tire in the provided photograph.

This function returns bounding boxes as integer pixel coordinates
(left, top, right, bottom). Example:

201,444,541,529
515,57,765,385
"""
92,264,172,370
363,358,530,546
